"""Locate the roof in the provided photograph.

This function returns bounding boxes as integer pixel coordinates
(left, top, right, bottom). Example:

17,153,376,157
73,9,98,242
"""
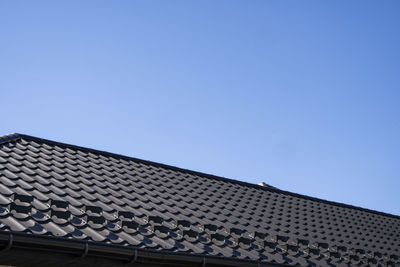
0,133,399,267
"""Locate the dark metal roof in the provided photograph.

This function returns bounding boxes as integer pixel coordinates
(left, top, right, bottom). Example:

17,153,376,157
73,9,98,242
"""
0,133,399,266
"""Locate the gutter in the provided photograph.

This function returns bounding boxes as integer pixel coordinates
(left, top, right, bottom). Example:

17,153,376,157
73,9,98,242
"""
0,231,291,267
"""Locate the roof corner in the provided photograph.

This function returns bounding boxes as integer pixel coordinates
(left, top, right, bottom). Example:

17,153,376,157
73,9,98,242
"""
0,133,23,145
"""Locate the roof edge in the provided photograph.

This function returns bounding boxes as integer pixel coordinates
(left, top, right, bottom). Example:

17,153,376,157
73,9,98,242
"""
0,230,291,267
4,133,400,219
0,133,22,145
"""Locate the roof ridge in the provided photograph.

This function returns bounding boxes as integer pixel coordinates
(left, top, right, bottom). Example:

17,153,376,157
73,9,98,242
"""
4,132,400,219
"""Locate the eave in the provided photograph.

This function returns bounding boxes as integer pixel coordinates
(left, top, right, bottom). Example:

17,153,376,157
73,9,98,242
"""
0,231,290,267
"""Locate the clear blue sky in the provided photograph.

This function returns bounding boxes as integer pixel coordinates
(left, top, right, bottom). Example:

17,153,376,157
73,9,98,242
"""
1,1,399,215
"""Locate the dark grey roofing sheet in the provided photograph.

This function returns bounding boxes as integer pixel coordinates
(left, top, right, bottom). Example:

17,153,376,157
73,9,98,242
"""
0,133,399,266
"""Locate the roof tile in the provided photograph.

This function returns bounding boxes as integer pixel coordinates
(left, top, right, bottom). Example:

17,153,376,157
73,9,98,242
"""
0,134,398,266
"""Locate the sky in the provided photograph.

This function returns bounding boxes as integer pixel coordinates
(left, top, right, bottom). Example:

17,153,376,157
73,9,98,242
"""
0,1,399,215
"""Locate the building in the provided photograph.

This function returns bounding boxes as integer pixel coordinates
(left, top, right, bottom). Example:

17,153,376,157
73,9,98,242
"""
0,133,398,266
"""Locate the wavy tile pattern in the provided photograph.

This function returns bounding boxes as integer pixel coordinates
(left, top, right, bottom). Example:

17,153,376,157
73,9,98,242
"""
0,134,399,266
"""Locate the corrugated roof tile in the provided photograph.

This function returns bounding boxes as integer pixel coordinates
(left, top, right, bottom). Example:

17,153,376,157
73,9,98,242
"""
0,134,398,267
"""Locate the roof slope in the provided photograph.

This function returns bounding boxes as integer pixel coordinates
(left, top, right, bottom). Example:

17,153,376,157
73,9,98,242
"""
0,133,399,266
